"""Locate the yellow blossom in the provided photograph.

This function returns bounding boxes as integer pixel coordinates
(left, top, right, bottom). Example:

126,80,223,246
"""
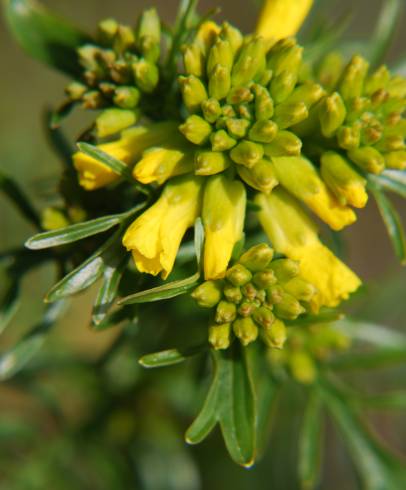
122,175,203,279
202,175,246,280
255,188,361,310
73,122,179,190
271,156,356,230
256,0,313,41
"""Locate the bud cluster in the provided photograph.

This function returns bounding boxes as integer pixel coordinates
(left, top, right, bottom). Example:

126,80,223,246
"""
191,243,317,350
65,8,161,136
179,23,324,192
310,54,406,177
268,323,350,384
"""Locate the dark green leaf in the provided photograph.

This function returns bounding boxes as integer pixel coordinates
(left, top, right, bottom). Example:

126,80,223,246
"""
0,301,66,380
3,0,89,76
118,272,200,305
0,172,40,228
370,171,406,199
320,377,406,490
45,230,122,302
91,307,133,332
77,142,133,181
369,183,406,264
139,343,207,368
0,280,20,335
298,389,324,490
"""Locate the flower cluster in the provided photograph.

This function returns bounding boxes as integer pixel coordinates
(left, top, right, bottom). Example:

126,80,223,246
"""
192,243,317,350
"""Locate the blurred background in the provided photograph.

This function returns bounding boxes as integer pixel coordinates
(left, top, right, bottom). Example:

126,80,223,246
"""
0,1,406,488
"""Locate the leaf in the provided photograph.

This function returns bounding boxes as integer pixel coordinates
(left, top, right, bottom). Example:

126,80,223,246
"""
194,218,204,269
298,389,324,490
91,307,133,332
139,343,207,368
369,0,403,66
0,171,40,228
118,272,200,305
77,142,133,181
0,280,20,335
186,345,257,467
335,319,406,348
287,309,344,327
330,348,406,371
320,377,406,490
370,171,406,199
45,230,122,302
0,301,66,381
2,0,88,76
369,183,406,264
91,254,128,325
359,391,406,410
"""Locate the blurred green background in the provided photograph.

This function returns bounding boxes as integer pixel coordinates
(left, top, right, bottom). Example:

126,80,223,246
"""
0,1,406,489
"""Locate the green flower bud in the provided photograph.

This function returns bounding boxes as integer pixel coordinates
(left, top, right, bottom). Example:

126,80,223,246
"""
209,323,231,350
262,318,287,349
109,59,132,84
319,93,347,138
263,131,302,157
136,8,160,62
365,65,391,96
215,300,237,323
41,207,69,231
283,277,317,302
267,40,303,77
273,101,309,129
239,243,274,272
201,98,222,123
113,86,140,109
238,300,257,317
183,43,204,77
375,134,405,152
210,130,237,151
225,118,250,139
114,25,136,54
241,282,258,301
387,76,406,98
338,55,369,101
274,291,305,320
223,284,243,303
227,86,253,105
252,306,275,328
265,285,284,305
179,115,212,145
289,351,316,384
347,146,385,174
82,90,106,109
286,82,325,108
337,125,361,150
65,81,87,101
78,45,102,72
132,59,159,93
179,75,208,113
230,140,264,168
226,264,252,286
248,120,278,143
95,108,137,138
233,317,258,346
317,51,344,91
253,85,274,120
220,22,243,55
195,151,231,175
192,280,222,308
209,64,231,100
237,159,279,194
269,70,297,104
252,269,277,289
268,258,300,282
222,104,236,118
98,18,119,45
384,151,406,170
231,37,266,87
207,39,234,74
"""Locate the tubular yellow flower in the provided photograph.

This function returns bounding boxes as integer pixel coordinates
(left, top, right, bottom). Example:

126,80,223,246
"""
202,175,246,280
122,175,203,279
73,122,180,190
255,188,361,310
271,156,356,230
256,0,313,41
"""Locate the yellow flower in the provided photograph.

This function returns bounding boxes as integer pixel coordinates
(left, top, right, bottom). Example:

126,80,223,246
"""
255,188,361,310
271,156,356,230
202,175,246,280
122,174,203,279
73,122,179,190
256,0,313,41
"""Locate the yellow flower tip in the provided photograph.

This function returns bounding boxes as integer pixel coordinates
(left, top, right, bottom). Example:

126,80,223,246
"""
256,0,314,41
123,175,203,278
203,175,246,280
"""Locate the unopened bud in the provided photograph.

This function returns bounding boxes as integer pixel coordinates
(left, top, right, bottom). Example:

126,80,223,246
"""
209,64,231,100
233,317,258,346
384,151,406,170
248,120,278,143
225,118,250,139
179,75,208,113
209,323,231,350
253,85,274,120
215,300,237,323
231,37,266,87
237,159,279,194
183,43,204,77
387,76,406,98
226,264,252,286
274,291,305,320
220,22,243,54
201,98,222,123
192,280,222,308
252,270,277,289
337,125,361,150
230,140,264,168
264,131,302,157
317,51,344,91
265,285,284,305
268,41,303,77
65,81,87,101
262,318,287,349
253,306,275,328
114,25,136,54
269,70,297,104
113,86,140,109
241,282,258,301
133,59,159,93
210,130,236,151
179,115,212,145
223,284,243,303
287,82,325,108
268,258,300,282
339,55,369,101
96,108,137,138
239,243,274,272
348,146,385,174
136,8,160,62
319,92,347,138
207,39,233,74
41,207,69,231
227,86,253,105
365,65,391,96
238,300,256,317
274,102,309,129
82,90,106,109
195,151,231,175
283,277,317,302
98,18,118,45
289,351,316,384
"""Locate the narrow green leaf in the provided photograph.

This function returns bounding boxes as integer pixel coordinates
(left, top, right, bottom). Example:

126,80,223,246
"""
287,309,344,327
0,301,66,381
335,319,406,348
44,109,75,167
92,308,133,332
118,272,200,305
3,0,88,76
369,183,406,264
369,0,402,66
45,230,122,302
194,217,204,269
330,348,406,371
298,389,324,490
0,280,20,335
320,377,406,490
0,172,40,228
370,171,406,199
77,142,133,181
359,391,406,410
139,343,207,368
255,367,279,457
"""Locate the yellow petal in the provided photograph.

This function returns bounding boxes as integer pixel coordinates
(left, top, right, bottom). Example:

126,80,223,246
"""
203,175,246,280
255,188,361,310
272,156,356,230
256,0,313,41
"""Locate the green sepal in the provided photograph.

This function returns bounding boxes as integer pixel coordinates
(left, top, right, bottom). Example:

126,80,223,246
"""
139,343,207,368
